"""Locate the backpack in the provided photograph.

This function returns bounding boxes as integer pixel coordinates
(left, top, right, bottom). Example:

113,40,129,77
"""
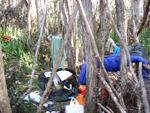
128,43,145,57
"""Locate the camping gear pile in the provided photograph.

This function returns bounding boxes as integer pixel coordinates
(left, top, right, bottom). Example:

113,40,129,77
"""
23,38,150,112
24,68,85,112
38,68,78,102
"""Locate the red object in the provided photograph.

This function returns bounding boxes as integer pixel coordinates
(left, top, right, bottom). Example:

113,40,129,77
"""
101,88,109,99
4,35,11,40
78,85,87,96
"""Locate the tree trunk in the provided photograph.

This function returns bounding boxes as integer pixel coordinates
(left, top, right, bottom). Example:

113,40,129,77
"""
115,0,127,41
84,34,98,113
35,0,40,31
77,0,98,112
115,0,127,110
131,0,141,43
61,0,75,70
137,0,150,35
139,62,150,113
0,47,12,113
27,0,31,40
99,0,109,60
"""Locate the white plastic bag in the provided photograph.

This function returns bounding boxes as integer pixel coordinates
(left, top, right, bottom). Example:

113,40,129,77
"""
65,98,84,113
29,91,41,103
23,91,41,103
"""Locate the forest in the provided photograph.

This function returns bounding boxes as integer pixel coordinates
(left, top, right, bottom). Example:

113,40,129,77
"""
0,0,150,113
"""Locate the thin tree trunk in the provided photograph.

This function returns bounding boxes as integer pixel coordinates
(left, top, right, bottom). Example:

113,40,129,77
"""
132,0,141,26
138,62,150,113
0,47,12,113
137,0,150,35
27,0,31,39
61,0,75,70
115,0,128,101
77,0,99,112
107,6,138,83
35,0,40,31
22,0,48,98
131,0,141,43
77,0,99,56
99,0,109,60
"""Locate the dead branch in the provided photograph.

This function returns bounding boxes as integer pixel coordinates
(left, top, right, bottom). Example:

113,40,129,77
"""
138,62,150,113
98,74,126,113
21,0,48,98
137,94,142,113
76,0,126,112
106,5,138,84
76,0,99,57
106,106,114,113
97,103,111,113
99,59,126,108
36,7,78,113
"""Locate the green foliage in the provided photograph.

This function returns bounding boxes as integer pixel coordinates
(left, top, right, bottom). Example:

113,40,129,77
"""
139,28,150,55
15,102,37,113
110,30,119,44
0,28,33,73
0,27,37,113
7,75,38,113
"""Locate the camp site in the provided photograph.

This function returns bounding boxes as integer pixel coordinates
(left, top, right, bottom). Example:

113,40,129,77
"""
0,0,150,113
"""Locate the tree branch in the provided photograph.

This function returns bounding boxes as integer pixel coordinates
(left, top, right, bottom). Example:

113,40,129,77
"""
137,0,150,35
98,74,126,113
138,62,150,113
76,0,126,112
36,6,78,113
97,103,111,113
106,4,138,83
21,0,48,98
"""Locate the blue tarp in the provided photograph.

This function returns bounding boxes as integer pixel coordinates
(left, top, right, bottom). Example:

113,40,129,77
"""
79,55,149,84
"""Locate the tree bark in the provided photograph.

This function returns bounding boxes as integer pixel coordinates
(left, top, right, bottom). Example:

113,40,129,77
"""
115,0,128,96
0,47,12,113
27,0,31,40
77,0,98,112
137,0,150,35
131,0,141,43
35,0,40,31
99,0,109,60
64,0,75,70
138,62,150,113
115,0,127,41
